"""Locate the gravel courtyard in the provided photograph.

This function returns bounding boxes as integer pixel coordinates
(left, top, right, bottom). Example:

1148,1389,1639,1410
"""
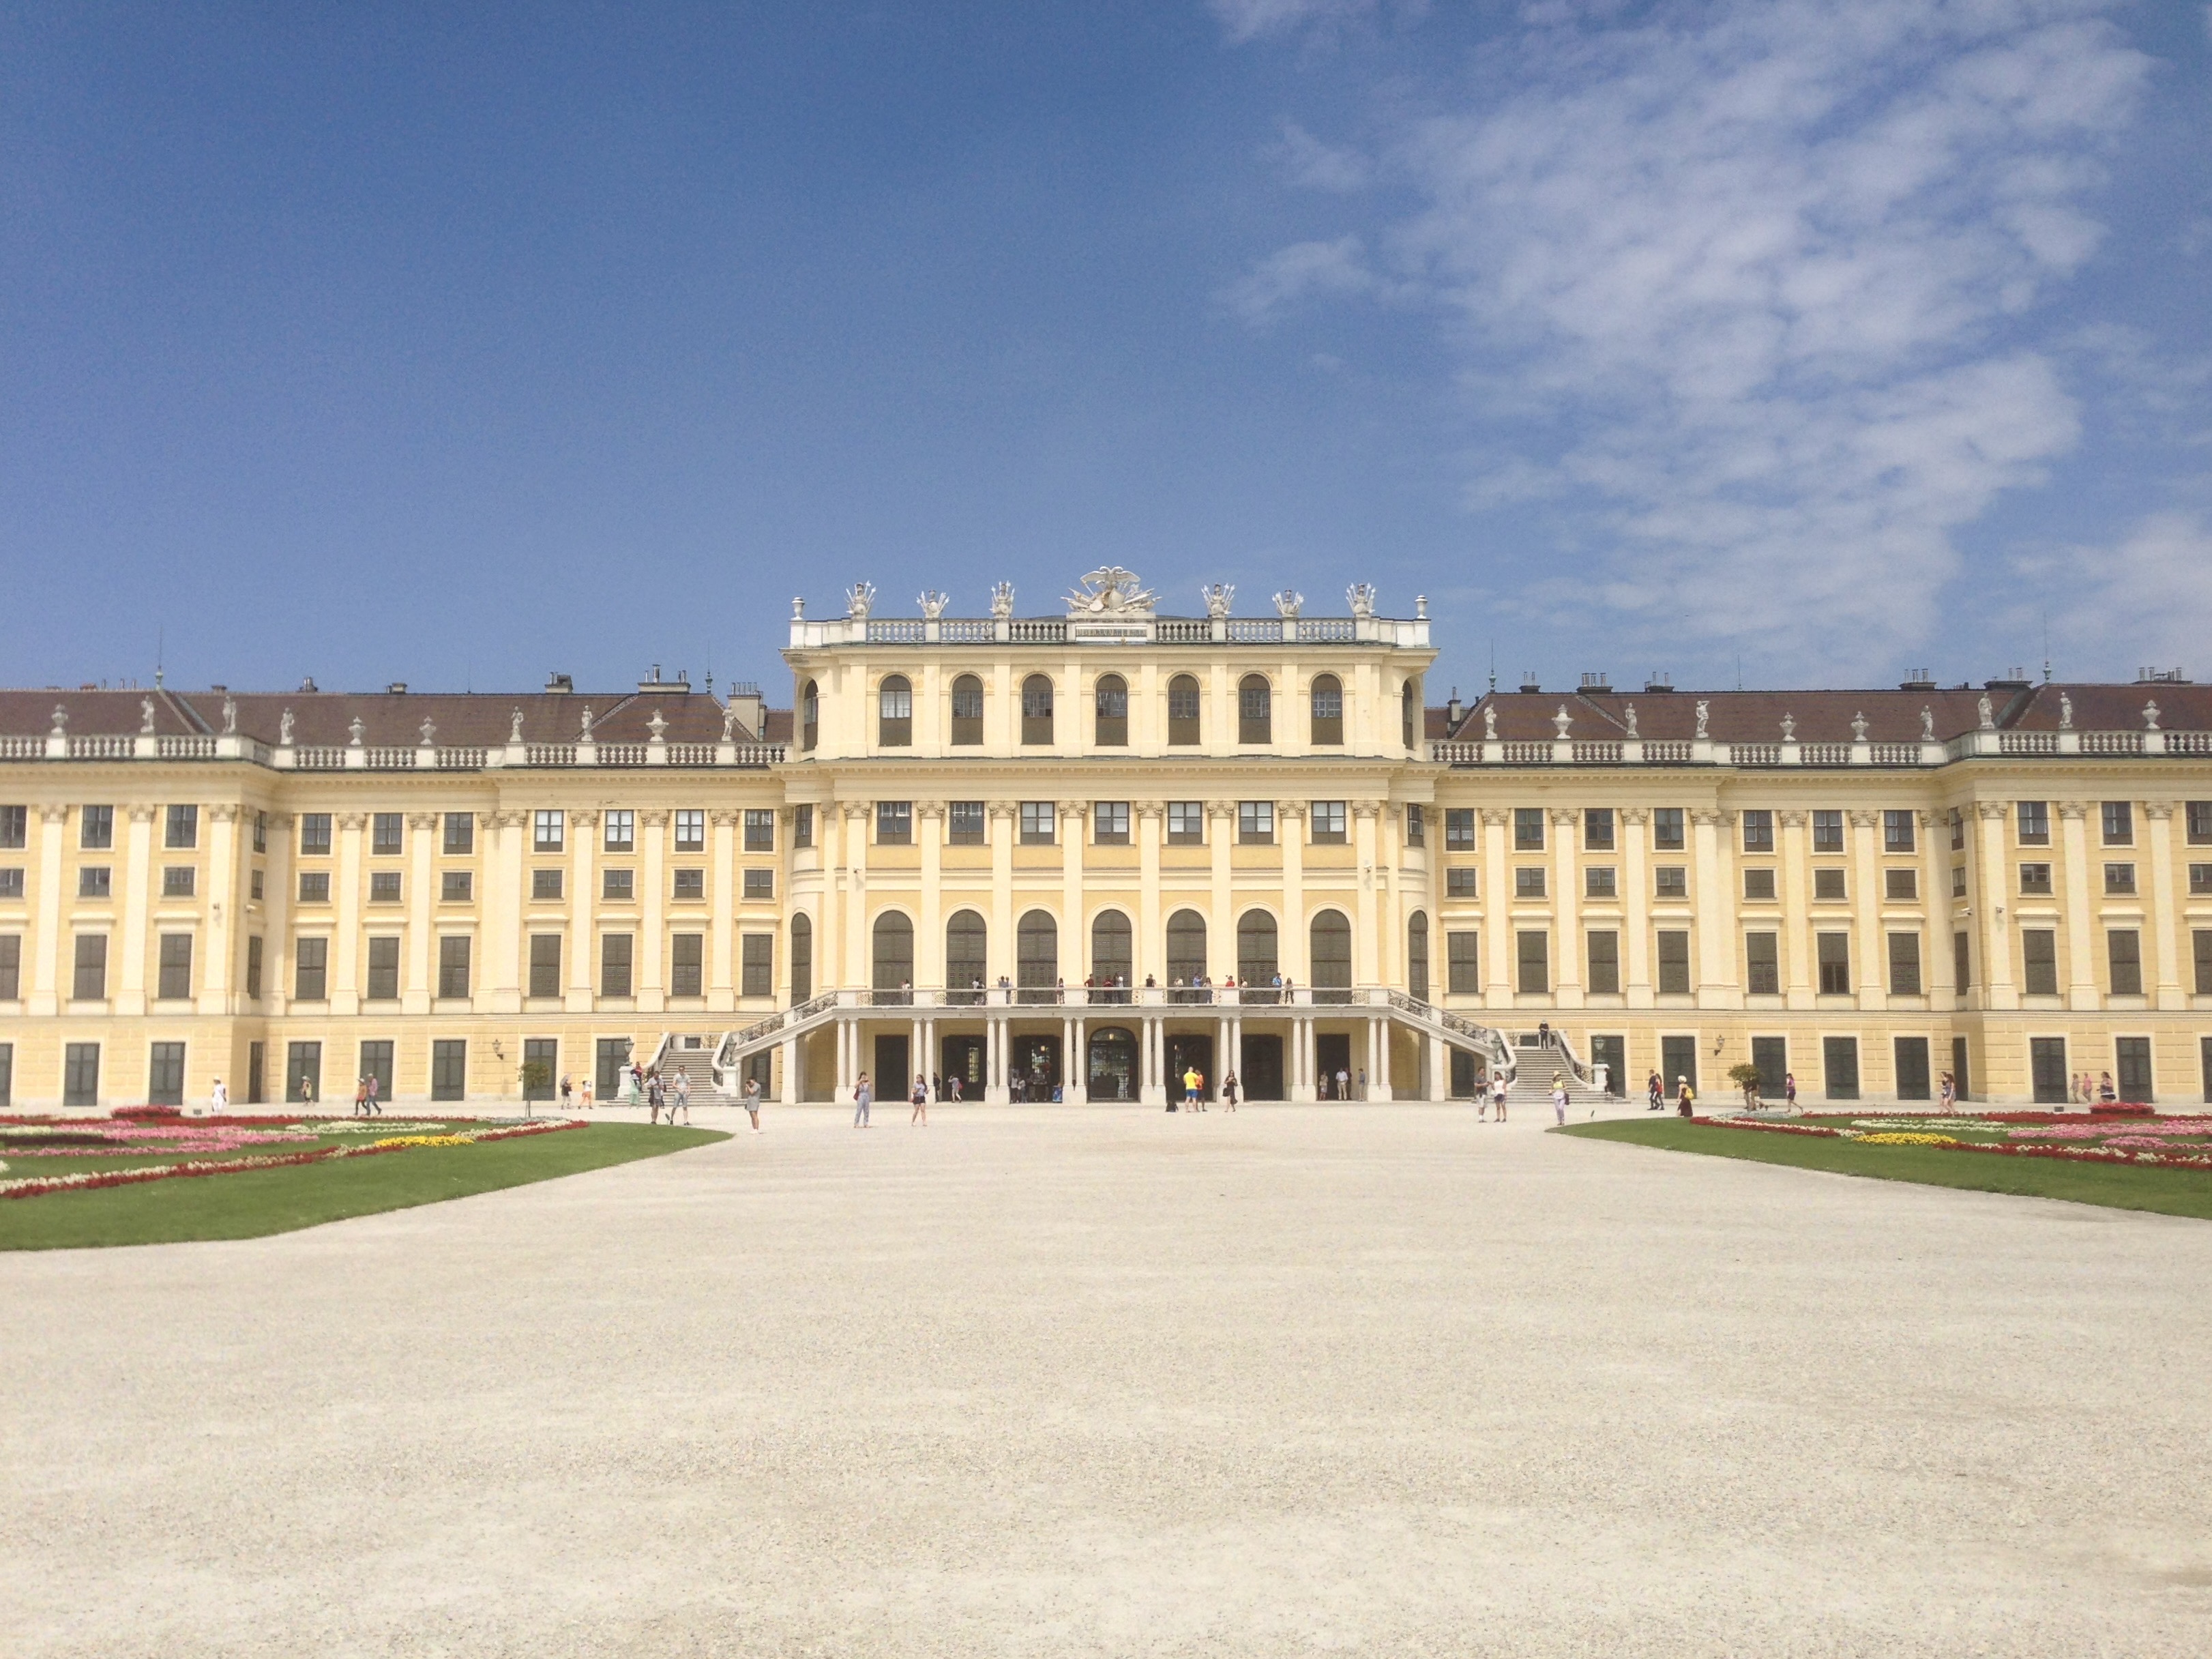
5,1103,2211,1658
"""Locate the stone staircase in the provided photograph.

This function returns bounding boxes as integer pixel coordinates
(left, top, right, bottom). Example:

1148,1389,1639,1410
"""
650,1040,730,1104
1504,1040,1612,1115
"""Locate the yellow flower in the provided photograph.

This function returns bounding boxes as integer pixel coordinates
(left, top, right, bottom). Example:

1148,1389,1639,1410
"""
1856,1131,1960,1147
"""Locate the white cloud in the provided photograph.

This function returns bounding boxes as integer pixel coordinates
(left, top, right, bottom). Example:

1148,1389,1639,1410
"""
1273,122,1372,192
1232,0,2153,675
1209,0,1378,44
2054,513,2212,679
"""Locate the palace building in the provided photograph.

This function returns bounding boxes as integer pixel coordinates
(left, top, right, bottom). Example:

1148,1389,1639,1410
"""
3,567,2210,1110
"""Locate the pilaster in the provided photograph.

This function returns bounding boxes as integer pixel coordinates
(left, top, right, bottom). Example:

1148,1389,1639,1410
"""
2059,801,2095,1010
115,804,156,1016
29,806,67,1015
401,812,436,1015
1849,808,1882,1010
1621,807,1652,1009
1975,803,2016,1009
2143,802,2183,1010
1550,807,1581,1008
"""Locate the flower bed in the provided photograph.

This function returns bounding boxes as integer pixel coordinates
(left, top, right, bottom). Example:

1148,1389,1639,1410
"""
1701,1113,2212,1171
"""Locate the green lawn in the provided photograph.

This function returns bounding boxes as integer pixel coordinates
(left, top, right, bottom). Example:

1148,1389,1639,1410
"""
0,1124,728,1251
1558,1118,2212,1221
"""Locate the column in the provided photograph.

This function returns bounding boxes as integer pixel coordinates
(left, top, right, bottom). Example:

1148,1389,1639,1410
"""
1208,801,1235,980
1975,803,2016,1009
988,803,1016,984
1621,808,1652,1009
1690,808,1732,1005
844,804,871,996
1550,807,1580,1008
1278,802,1306,983
1429,1032,1447,1102
2144,803,2184,1010
115,803,157,1016
709,809,739,1013
818,802,845,992
487,810,527,1014
1061,799,1087,986
400,812,434,1014
836,1015,854,1098
639,810,668,1014
1481,808,1511,1001
1921,810,1955,1011
1064,1014,1080,1103
2059,801,2095,1009
1353,802,1382,985
1850,809,1883,1011
265,814,295,1016
29,806,67,1016
566,810,599,1012
1295,1013,1317,1103
1780,810,1813,1009
917,802,945,986
201,804,239,1014
779,1033,798,1104
1136,802,1164,986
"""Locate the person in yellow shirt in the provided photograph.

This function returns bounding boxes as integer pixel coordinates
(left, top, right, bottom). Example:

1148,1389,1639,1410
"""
1183,1066,1204,1111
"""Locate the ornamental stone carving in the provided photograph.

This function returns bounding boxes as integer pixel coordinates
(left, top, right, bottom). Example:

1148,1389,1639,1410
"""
278,708,294,745
1977,692,1995,731
1848,809,1881,828
1921,706,1935,740
418,717,437,747
127,803,158,823
2058,692,2074,731
578,706,595,740
1623,703,1638,737
1352,802,1383,820
221,695,238,735
1550,808,1578,825
918,589,950,620
1553,705,1574,739
708,808,741,825
1977,802,2010,821
2143,700,2161,731
1850,711,1868,742
2058,801,2090,819
40,804,68,823
915,801,945,821
1620,806,1650,825
336,812,368,830
2143,802,2174,820
646,709,667,743
49,704,68,737
639,810,670,827
845,581,876,621
570,810,600,828
1346,583,1376,619
1064,568,1156,615
1200,583,1233,619
1483,704,1498,740
990,582,1015,619
1276,801,1306,820
1272,589,1303,619
209,804,240,823
719,704,739,742
1690,808,1728,826
1479,807,1511,826
406,812,439,830
1780,713,1797,742
347,716,365,747
140,699,156,735
1694,701,1709,738
1778,810,1807,827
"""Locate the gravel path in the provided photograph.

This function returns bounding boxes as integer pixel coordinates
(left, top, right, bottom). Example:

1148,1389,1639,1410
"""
5,1104,2210,1657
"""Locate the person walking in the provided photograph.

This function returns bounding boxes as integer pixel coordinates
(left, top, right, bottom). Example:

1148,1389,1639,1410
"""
1552,1073,1569,1126
911,1073,930,1126
559,1072,573,1111
853,1072,873,1128
1938,1070,1957,1114
741,1075,763,1132
1221,1070,1239,1112
209,1076,228,1117
1646,1070,1664,1113
646,1070,666,1126
931,1070,943,1103
949,1073,964,1104
580,1073,595,1111
670,1071,692,1126
1335,1067,1350,1102
1491,1072,1509,1123
1676,1075,1696,1117
353,1076,370,1118
1783,1071,1797,1113
2099,1070,2117,1104
1182,1065,1202,1111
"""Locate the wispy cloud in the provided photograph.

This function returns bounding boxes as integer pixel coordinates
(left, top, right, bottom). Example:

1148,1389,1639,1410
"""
2049,512,2212,673
1209,1,1381,45
1227,0,2153,675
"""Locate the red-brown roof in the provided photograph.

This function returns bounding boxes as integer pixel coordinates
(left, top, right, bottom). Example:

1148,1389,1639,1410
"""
0,688,754,744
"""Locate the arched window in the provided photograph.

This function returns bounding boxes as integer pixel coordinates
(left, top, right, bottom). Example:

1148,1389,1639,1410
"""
800,679,819,752
949,674,984,746
1401,680,1417,750
1090,909,1132,988
878,675,912,747
1237,909,1278,987
1016,909,1058,995
1094,674,1128,746
1239,674,1272,745
1021,675,1055,745
1408,911,1430,1003
1167,674,1200,746
1310,909,1353,997
790,912,812,1002
946,909,988,996
1310,674,1344,746
1166,909,1207,986
872,911,913,993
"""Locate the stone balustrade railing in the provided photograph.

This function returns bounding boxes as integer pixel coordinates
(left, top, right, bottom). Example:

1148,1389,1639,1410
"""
3,732,787,771
799,611,1430,649
1431,729,2200,767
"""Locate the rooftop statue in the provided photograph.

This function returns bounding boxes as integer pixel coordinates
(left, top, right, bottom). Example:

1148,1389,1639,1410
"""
1201,583,1234,619
510,707,526,743
1483,703,1497,740
140,698,156,735
1623,703,1638,737
1346,583,1376,619
279,708,294,746
1977,692,1994,731
1272,589,1303,619
917,589,950,620
1694,699,1709,738
222,694,238,735
1920,705,1934,741
844,581,876,621
1064,567,1157,615
990,581,1014,619
2058,692,2074,730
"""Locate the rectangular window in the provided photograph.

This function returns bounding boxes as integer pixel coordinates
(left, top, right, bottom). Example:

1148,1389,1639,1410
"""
2031,1036,2069,1103
1238,801,1274,845
63,1042,100,1106
245,935,263,999
0,868,20,899
1653,807,1685,851
602,868,634,901
147,1040,186,1106
1582,808,1614,851
297,870,330,903
1445,867,1477,898
2194,929,2212,996
1887,932,1922,995
443,812,475,855
949,802,986,845
1948,807,1964,850
1404,804,1424,847
2102,801,2134,845
431,1040,467,1103
294,936,327,1001
2116,1036,2153,1103
1513,808,1544,851
78,866,111,898
2108,929,2143,996
2104,862,2136,895
1020,802,1057,845
1884,868,1917,902
673,809,706,851
1741,810,1775,853
0,804,24,849
601,934,633,997
2017,801,2049,845
366,935,400,1000
437,935,471,999
365,1040,400,1104
1813,868,1846,902
741,933,775,997
743,868,774,900
1516,930,1548,994
252,811,267,854
673,867,705,900
1951,864,1966,898
2020,864,2053,895
372,812,404,855
1743,867,1776,901
441,870,473,902
1816,932,1850,995
1587,930,1620,995
2190,864,2212,895
162,865,196,898
2187,801,2212,845
1445,808,1476,850
1883,810,1915,854
1310,802,1347,844
877,801,913,845
794,804,814,848
1823,1036,1860,1102
2022,928,2059,996
1447,930,1479,994
1810,810,1842,852
528,934,562,998
1167,802,1205,845
1584,866,1617,900
80,805,114,850
1515,866,1546,900
1655,865,1687,898
0,934,18,1000
604,810,634,852
1093,802,1130,845
533,810,564,853
531,868,563,901
156,933,191,1000
740,809,773,852
1745,932,1780,995
299,813,331,855
1895,1036,1932,1102
370,870,401,903
164,804,198,849
670,933,704,998
1657,929,1691,995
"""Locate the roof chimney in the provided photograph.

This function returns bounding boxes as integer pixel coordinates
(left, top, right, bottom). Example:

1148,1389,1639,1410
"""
545,672,574,694
1446,687,1464,726
1518,671,1542,694
1578,671,1610,693
1642,672,1674,692
386,682,407,694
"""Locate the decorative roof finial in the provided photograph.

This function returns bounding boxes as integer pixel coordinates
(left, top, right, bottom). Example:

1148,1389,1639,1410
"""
1850,710,1868,742
844,581,875,621
1346,583,1376,619
647,708,668,743
418,716,437,747
1780,712,1796,742
49,704,68,738
1201,583,1233,619
1271,589,1303,619
1065,568,1157,615
918,589,950,620
347,715,365,748
990,581,1015,619
2144,699,2161,732
1553,703,1573,739
140,697,156,735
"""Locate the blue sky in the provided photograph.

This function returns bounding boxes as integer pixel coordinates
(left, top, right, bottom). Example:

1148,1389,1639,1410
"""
3,0,2207,701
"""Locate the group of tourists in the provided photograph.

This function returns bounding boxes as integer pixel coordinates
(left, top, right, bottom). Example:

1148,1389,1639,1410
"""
2071,1070,2120,1106
351,1074,383,1116
1169,1066,1239,1111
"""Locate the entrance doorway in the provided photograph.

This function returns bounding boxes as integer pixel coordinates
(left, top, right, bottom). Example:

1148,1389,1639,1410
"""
1590,1034,1626,1096
1660,1036,1697,1096
1751,1036,1788,1103
873,1034,909,1096
1087,1027,1137,1101
2030,1038,2068,1103
1239,1033,1284,1100
1166,1033,1213,1101
1314,1032,1351,1098
941,1035,985,1097
1449,1047,1483,1099
1822,1036,1860,1102
1012,1034,1061,1100
286,1041,322,1105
